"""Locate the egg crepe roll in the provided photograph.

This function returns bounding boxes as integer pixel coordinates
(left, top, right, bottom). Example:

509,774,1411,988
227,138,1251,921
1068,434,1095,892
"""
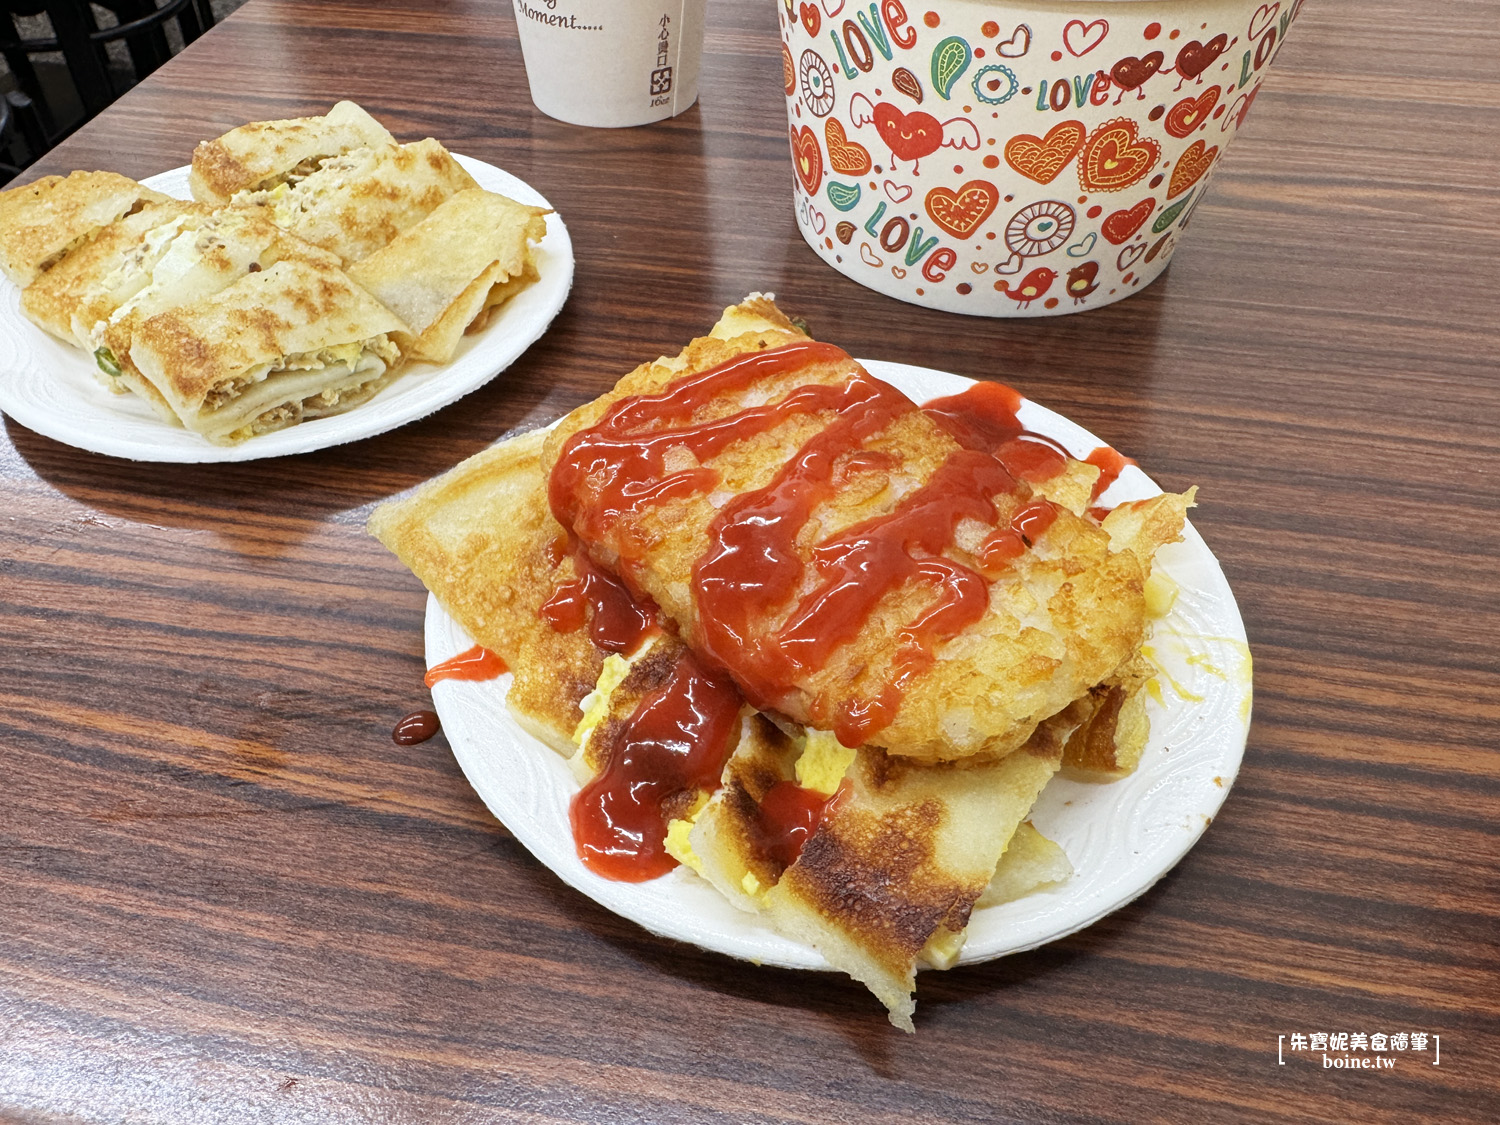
231,139,478,264
19,198,204,359
347,188,548,363
365,297,1180,1031
366,423,1103,1031
189,100,395,206
96,208,344,417
128,258,408,444
0,171,171,287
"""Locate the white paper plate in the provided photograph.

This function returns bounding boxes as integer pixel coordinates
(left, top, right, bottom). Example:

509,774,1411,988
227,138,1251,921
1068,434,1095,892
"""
0,155,573,462
426,361,1252,970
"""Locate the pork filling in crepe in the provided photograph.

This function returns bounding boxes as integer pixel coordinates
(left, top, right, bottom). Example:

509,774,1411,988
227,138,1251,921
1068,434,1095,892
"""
92,208,344,416
127,258,408,444
347,188,548,364
18,198,203,359
229,139,478,264
189,99,396,206
0,171,171,287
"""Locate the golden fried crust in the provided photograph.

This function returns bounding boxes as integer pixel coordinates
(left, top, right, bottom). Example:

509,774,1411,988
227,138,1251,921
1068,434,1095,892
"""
128,257,406,417
367,429,605,754
188,100,396,205
100,209,343,385
1061,651,1154,778
0,171,170,286
690,708,1068,1031
18,199,203,350
236,139,479,264
542,298,1190,761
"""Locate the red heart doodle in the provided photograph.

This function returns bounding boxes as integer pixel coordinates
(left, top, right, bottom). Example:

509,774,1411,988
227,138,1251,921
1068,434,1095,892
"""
1063,18,1108,57
799,2,821,37
1004,119,1087,184
1169,139,1218,197
1111,52,1164,99
781,43,796,95
872,102,945,167
998,24,1031,58
790,125,823,195
1117,242,1147,271
1078,119,1160,193
1100,198,1155,244
1249,3,1280,39
1175,35,1229,83
924,180,1000,238
1223,84,1262,131
1164,86,1221,137
824,117,871,175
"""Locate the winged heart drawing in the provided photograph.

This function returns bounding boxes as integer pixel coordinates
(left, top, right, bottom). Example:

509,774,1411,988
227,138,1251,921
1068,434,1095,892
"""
849,94,981,173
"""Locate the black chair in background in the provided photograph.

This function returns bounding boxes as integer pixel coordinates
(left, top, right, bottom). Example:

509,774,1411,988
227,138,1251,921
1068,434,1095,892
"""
0,89,47,181
0,1,214,161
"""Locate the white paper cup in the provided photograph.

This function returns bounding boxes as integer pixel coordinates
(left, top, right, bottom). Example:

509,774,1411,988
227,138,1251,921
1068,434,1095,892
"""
778,0,1303,316
512,0,706,127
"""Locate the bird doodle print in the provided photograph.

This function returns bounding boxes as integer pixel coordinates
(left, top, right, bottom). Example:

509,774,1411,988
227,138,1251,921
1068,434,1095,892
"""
777,0,1303,316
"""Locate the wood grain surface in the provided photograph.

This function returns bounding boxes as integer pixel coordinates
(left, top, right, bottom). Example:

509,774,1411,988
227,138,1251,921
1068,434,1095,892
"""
2,1,1497,1122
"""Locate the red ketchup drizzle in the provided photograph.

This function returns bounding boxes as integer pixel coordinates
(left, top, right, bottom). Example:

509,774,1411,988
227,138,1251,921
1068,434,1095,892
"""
1085,445,1135,506
755,780,848,869
570,650,743,882
540,544,658,653
547,346,1086,750
923,381,1071,482
424,645,506,687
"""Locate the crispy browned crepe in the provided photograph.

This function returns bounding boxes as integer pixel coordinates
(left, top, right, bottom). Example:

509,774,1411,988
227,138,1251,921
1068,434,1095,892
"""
542,297,1189,762
368,428,607,753
684,713,1069,1031
97,207,346,417
127,258,408,444
189,100,396,206
368,420,1090,1029
229,139,478,264
368,296,1187,1030
19,198,203,356
0,171,170,287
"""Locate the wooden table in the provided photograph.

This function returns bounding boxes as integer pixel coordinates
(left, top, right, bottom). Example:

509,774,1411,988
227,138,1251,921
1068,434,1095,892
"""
3,1,1496,1121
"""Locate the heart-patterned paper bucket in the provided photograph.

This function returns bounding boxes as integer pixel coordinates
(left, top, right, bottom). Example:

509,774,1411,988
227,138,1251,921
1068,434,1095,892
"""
779,0,1302,316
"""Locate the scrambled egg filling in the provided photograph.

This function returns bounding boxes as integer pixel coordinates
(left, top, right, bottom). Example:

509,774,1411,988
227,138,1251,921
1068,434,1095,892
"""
572,651,633,749
570,638,860,881
795,728,856,796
